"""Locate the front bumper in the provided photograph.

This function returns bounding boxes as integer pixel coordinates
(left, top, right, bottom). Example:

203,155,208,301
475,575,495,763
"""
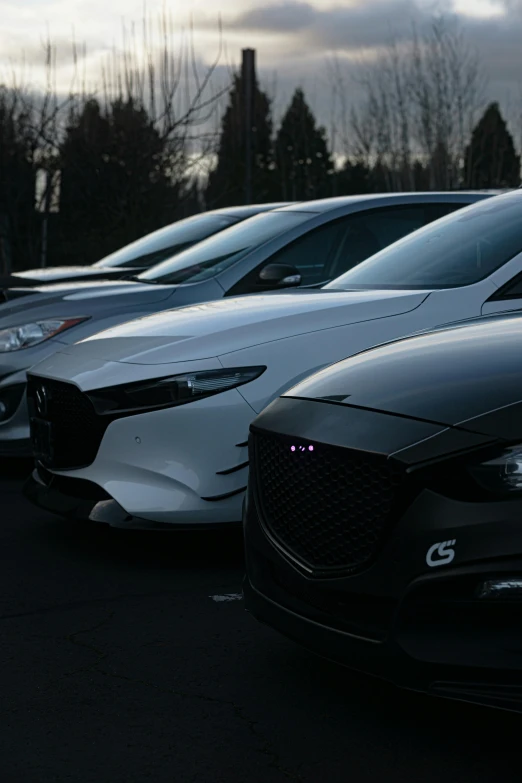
244,399,522,713
244,498,522,713
243,570,522,712
0,373,30,455
24,466,242,530
24,386,257,527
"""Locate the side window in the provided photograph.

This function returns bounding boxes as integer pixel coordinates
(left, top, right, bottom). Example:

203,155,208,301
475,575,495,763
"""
491,273,522,300
267,220,344,285
227,219,347,295
327,206,427,279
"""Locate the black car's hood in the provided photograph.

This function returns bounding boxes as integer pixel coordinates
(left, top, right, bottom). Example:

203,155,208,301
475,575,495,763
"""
283,313,522,438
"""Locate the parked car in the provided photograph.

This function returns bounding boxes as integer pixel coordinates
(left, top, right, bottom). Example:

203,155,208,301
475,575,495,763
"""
23,190,522,527
1,205,289,288
243,310,522,714
0,192,488,456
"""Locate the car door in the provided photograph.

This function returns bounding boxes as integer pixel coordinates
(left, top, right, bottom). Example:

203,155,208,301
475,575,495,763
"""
226,202,460,296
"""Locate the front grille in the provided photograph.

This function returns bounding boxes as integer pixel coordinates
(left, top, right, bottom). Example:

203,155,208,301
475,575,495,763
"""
27,377,110,470
253,431,404,575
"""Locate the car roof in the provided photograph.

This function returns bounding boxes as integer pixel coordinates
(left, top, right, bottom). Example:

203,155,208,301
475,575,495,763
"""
272,190,507,214
213,203,295,218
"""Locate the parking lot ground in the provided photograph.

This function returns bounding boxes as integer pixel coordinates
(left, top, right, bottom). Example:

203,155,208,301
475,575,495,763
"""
1,459,522,783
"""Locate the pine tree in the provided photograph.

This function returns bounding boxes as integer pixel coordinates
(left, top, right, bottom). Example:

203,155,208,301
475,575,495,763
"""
464,103,520,188
205,73,273,208
58,98,177,265
275,88,333,200
334,159,371,195
0,89,37,273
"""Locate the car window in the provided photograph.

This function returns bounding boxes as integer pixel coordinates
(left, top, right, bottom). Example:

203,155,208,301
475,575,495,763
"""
137,211,313,284
227,204,462,296
494,274,522,299
327,206,428,279
93,214,238,270
263,219,345,285
326,194,522,290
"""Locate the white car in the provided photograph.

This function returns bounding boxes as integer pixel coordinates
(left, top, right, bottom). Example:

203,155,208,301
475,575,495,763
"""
24,189,522,529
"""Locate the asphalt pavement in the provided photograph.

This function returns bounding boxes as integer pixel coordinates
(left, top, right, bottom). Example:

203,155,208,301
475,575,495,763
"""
1,458,521,783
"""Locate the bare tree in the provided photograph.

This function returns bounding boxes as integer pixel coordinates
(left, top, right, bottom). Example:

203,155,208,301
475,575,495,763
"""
327,14,484,191
409,16,484,188
97,10,227,190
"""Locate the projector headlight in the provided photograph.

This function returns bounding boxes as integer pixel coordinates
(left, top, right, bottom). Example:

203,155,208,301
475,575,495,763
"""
88,366,267,415
0,318,88,352
469,446,522,494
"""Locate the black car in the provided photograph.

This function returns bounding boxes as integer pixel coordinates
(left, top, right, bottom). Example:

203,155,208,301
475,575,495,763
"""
243,312,522,713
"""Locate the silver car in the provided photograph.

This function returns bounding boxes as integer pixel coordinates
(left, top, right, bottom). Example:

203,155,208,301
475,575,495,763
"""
0,191,499,456
4,205,289,287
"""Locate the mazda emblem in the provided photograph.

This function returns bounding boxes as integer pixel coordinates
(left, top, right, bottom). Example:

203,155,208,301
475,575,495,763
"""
35,386,48,417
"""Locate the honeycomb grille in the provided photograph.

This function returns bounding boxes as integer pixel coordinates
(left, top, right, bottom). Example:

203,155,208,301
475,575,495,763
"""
27,376,110,470
253,431,404,574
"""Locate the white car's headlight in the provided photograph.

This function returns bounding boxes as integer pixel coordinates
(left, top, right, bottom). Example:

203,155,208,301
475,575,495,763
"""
0,318,88,352
87,367,267,415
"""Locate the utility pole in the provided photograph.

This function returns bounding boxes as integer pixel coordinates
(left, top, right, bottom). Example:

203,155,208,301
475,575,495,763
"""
0,212,12,276
242,48,255,205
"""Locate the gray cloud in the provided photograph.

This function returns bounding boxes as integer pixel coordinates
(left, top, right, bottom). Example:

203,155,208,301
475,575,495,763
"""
0,35,109,68
229,0,446,48
227,0,522,115
228,1,317,32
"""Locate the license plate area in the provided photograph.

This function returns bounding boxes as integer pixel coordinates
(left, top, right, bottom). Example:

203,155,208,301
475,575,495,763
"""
30,417,54,464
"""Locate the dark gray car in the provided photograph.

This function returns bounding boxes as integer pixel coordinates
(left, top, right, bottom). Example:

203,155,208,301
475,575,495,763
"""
3,204,289,288
0,191,500,455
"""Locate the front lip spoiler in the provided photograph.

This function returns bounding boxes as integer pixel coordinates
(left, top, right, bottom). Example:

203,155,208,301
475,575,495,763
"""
23,471,241,531
243,577,522,714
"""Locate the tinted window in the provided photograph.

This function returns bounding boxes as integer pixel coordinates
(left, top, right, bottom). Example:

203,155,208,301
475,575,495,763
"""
138,211,313,284
327,206,426,279
495,275,522,298
264,220,344,285
327,194,522,290
93,214,237,270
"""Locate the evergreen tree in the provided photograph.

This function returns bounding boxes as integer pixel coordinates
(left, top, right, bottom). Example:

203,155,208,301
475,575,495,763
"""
205,73,273,208
274,88,333,200
464,103,520,188
58,98,177,265
334,159,371,195
0,89,37,273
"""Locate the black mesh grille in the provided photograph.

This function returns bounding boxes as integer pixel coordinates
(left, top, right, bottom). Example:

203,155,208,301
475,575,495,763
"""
253,431,404,575
27,377,110,470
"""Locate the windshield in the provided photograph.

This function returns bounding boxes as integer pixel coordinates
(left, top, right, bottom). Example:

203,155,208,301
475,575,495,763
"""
326,195,522,290
138,211,313,284
93,214,238,270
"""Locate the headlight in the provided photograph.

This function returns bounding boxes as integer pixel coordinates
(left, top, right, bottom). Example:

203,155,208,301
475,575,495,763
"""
469,446,522,494
0,318,88,352
88,366,266,415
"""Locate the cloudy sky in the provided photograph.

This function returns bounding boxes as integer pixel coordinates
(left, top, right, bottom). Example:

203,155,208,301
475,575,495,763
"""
0,0,520,135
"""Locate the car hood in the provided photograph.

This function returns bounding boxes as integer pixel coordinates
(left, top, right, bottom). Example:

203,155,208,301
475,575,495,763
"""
0,280,174,323
53,288,430,365
9,266,135,284
283,313,522,438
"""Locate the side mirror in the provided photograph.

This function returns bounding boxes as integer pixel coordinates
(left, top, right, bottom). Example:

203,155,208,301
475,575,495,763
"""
258,263,302,289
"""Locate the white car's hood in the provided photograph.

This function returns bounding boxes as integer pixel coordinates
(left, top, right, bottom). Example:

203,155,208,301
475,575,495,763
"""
58,289,431,365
